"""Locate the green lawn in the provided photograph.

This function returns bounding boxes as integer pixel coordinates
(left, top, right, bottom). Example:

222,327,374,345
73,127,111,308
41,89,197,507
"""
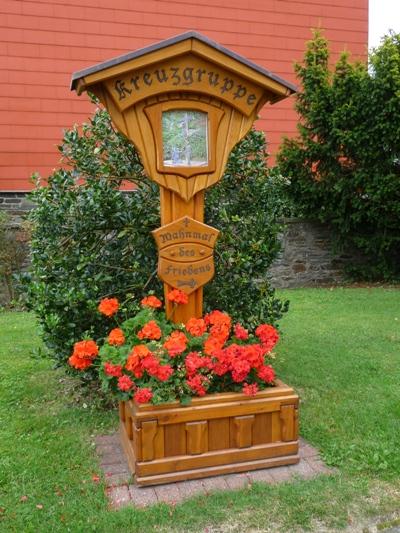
0,288,399,532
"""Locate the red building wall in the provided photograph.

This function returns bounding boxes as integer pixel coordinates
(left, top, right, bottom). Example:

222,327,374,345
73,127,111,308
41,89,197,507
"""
0,0,368,191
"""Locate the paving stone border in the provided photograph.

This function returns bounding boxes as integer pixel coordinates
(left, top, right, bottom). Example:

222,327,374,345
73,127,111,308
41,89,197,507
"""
95,433,334,509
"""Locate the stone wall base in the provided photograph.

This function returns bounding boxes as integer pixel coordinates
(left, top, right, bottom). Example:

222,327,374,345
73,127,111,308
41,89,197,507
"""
268,218,363,288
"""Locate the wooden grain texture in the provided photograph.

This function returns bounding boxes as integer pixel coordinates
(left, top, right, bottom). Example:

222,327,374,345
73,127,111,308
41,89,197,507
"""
252,413,272,445
141,420,158,461
137,441,298,477
152,215,219,301
98,86,256,322
186,420,208,455
159,188,205,322
280,404,296,442
119,417,136,475
135,395,299,425
119,383,299,486
119,400,126,422
164,423,187,456
208,418,230,451
232,415,255,448
136,454,300,486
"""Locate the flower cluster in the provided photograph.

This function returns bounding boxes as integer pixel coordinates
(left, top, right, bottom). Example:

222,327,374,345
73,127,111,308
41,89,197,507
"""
68,290,280,405
68,339,99,370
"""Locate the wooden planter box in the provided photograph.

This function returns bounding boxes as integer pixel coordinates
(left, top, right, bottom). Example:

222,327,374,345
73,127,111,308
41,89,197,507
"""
119,380,299,486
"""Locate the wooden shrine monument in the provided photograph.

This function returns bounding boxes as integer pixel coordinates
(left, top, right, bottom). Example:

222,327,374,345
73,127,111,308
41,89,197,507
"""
71,31,296,324
71,32,299,486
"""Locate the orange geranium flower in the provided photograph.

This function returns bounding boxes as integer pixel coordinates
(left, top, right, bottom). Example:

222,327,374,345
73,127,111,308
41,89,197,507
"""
125,344,152,376
204,310,231,328
72,339,99,359
68,354,93,370
209,323,230,342
141,295,162,309
163,331,188,357
128,344,151,361
185,317,207,337
108,328,125,346
167,289,189,305
137,320,162,340
98,297,119,317
68,339,99,370
203,336,225,356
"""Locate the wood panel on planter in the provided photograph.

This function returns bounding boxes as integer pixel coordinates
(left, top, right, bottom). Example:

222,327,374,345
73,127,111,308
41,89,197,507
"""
120,380,299,486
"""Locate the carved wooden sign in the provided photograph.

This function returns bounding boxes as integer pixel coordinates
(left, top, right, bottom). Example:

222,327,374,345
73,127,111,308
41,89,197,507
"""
71,31,296,321
107,55,263,117
152,216,219,294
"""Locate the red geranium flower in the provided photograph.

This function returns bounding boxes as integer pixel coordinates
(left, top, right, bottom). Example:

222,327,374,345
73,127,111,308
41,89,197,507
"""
130,344,152,359
155,364,174,382
231,359,251,383
137,320,162,341
243,344,264,369
141,354,161,376
185,317,207,337
108,328,125,346
104,362,123,377
118,374,134,391
209,323,230,342
134,387,153,404
212,360,230,376
186,374,208,396
258,365,275,383
167,289,189,305
185,351,212,377
243,382,259,396
140,295,162,309
234,323,249,340
255,324,279,352
98,297,119,317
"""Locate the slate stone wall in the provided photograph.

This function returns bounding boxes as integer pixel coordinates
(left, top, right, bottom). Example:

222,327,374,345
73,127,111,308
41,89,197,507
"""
0,192,35,213
268,218,360,288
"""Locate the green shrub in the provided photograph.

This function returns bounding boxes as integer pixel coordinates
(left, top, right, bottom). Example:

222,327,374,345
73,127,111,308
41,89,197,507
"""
277,30,400,280
25,106,291,368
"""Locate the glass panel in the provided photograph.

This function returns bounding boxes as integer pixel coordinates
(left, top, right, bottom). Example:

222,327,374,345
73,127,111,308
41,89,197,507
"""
162,110,208,167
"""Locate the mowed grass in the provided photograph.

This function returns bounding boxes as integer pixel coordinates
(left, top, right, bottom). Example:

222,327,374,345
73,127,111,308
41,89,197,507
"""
0,288,399,532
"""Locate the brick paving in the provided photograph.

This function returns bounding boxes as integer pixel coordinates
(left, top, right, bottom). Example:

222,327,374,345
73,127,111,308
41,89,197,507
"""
95,434,334,509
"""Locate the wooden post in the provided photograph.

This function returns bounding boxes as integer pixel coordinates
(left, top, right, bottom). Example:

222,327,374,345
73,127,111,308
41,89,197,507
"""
160,187,204,322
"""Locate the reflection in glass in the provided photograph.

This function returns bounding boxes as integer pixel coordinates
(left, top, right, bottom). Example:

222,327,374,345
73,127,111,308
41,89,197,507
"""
162,110,208,167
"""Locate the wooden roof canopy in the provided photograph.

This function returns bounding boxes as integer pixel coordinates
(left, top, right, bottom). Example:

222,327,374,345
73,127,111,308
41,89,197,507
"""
70,31,297,202
71,31,296,99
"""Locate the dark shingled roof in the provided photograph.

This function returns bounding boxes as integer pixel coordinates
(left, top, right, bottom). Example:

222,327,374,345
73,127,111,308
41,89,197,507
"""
70,30,297,93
